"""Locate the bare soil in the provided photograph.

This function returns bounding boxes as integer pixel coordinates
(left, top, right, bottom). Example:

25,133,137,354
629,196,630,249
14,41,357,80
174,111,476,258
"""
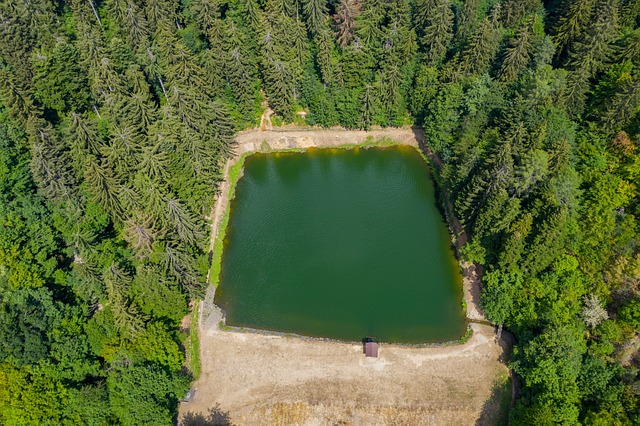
179,323,509,425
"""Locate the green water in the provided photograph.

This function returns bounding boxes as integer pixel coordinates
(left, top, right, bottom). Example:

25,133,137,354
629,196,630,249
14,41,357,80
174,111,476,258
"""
215,146,466,343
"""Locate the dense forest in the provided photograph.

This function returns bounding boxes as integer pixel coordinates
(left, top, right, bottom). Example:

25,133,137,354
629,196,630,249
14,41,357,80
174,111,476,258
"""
0,0,639,423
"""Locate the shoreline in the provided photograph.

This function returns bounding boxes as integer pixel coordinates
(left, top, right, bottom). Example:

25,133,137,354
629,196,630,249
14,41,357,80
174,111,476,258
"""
203,126,486,330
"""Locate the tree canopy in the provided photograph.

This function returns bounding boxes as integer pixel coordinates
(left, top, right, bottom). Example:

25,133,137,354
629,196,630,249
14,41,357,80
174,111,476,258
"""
0,0,639,423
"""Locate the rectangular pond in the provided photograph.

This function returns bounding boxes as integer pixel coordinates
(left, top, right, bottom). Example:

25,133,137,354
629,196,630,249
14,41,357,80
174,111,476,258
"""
214,146,466,343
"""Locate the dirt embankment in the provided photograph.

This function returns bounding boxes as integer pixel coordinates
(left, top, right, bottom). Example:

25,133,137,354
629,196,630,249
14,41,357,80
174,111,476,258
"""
180,323,509,425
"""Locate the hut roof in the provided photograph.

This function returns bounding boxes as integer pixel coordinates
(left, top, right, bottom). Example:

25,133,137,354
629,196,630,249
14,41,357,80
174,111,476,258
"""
365,341,379,357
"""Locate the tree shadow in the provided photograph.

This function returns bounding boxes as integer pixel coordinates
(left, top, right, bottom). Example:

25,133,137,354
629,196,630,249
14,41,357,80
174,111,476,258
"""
476,378,512,426
179,404,233,426
477,329,517,426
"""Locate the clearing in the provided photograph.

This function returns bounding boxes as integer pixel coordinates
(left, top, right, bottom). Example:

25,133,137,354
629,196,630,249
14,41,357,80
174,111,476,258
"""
179,322,509,425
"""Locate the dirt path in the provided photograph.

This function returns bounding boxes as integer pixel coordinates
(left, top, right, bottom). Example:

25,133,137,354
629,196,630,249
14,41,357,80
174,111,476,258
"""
180,323,509,425
259,108,273,131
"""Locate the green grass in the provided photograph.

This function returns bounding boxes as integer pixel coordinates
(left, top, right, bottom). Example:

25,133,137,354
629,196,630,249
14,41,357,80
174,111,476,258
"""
457,326,473,344
259,140,272,152
333,135,402,150
188,302,201,380
218,320,231,331
494,374,513,425
210,152,250,290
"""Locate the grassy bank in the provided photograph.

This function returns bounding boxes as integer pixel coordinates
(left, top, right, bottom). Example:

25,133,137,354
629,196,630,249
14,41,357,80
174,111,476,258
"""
209,152,250,289
190,303,201,379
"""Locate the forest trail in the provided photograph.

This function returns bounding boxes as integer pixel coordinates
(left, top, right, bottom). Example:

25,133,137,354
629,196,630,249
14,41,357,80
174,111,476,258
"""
180,323,509,425
259,107,273,131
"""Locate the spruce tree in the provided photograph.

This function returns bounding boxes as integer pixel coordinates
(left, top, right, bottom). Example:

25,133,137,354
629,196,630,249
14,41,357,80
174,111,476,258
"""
334,0,360,48
144,0,179,33
498,17,535,84
567,0,619,76
552,0,596,61
303,0,328,35
455,0,480,42
190,0,221,32
83,155,123,218
356,0,384,49
360,84,375,130
600,75,640,135
27,119,76,203
421,0,454,65
0,68,36,123
315,29,336,85
459,16,501,77
502,0,541,28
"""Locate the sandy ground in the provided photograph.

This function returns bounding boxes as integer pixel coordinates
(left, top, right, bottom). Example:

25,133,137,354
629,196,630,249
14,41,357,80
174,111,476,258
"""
187,127,502,425
180,321,509,425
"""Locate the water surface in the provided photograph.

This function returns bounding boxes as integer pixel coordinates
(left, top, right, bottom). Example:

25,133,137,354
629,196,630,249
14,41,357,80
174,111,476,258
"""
215,146,465,343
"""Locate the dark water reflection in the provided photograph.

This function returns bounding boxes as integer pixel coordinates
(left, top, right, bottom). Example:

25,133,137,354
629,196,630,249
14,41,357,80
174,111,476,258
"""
215,146,465,343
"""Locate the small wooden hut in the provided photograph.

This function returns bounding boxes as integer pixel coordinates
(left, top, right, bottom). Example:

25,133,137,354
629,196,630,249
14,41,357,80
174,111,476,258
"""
365,341,379,358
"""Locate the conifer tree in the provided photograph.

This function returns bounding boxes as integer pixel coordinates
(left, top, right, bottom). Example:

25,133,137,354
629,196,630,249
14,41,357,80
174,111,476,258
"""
356,0,384,49
123,214,157,257
552,0,596,61
84,155,123,218
106,0,150,50
244,0,262,31
144,0,179,33
380,64,402,122
360,83,376,130
0,69,36,123
66,113,102,175
502,0,541,28
621,29,640,66
224,23,259,121
103,264,145,338
166,198,201,245
413,0,435,31
200,21,229,99
568,0,619,76
458,16,501,77
498,17,535,84
26,118,76,202
455,0,480,42
190,0,221,32
31,40,91,114
0,3,37,80
334,0,360,48
566,0,619,114
600,75,640,134
303,0,328,35
620,0,640,30
139,141,170,182
315,29,336,85
421,0,454,65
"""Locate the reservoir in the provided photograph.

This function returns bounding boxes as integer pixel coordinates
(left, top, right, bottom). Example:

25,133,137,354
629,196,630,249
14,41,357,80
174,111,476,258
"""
214,146,466,343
